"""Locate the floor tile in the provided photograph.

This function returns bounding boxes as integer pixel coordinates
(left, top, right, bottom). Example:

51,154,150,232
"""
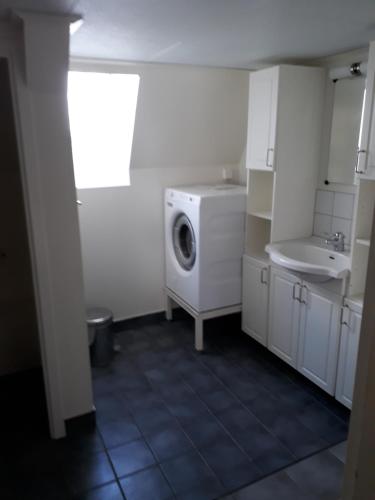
243,392,292,429
285,449,344,497
63,451,116,496
166,397,209,421
329,440,347,463
109,439,156,477
132,404,176,434
182,412,229,448
183,369,222,393
160,450,219,495
199,389,238,413
231,470,314,500
75,481,124,500
176,477,225,500
120,465,174,500
95,394,130,424
145,367,172,385
99,416,141,449
146,425,194,461
217,403,259,434
235,423,295,474
200,435,261,489
123,388,163,412
223,377,267,403
296,401,348,444
267,414,328,459
157,381,196,403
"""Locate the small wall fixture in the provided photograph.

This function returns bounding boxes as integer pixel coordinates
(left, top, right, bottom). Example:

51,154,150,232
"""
329,62,368,82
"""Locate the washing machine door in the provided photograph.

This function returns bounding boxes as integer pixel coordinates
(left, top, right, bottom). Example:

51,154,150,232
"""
172,213,196,271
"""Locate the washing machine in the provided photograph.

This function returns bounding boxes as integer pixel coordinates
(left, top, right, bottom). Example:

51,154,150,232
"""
165,184,246,312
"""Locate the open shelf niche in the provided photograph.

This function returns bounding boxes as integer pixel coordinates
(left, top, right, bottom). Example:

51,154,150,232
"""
247,169,274,221
245,214,271,262
349,178,375,296
245,170,273,261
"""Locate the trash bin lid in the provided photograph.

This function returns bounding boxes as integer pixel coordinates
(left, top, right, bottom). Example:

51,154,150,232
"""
86,307,113,326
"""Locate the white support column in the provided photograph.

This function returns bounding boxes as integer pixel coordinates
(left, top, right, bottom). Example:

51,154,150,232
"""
195,317,204,351
10,12,93,437
165,293,173,321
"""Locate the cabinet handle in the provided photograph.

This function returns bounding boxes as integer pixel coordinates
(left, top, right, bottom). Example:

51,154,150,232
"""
340,305,349,326
300,285,308,305
292,282,301,301
355,149,367,174
266,148,274,168
260,267,268,284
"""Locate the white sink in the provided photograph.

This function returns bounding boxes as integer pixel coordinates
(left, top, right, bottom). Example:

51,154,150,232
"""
265,239,350,279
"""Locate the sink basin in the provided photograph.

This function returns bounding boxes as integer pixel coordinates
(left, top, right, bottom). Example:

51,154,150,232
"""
265,239,350,279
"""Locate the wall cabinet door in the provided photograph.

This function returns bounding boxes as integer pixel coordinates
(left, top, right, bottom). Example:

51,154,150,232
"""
268,267,300,367
297,284,341,395
242,256,269,346
246,67,279,171
336,306,362,409
356,41,375,179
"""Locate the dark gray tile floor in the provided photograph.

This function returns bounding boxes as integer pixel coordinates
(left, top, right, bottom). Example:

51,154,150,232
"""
91,312,349,500
0,312,350,499
222,440,347,499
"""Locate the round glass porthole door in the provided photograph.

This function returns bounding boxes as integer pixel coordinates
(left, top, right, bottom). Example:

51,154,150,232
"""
172,213,196,271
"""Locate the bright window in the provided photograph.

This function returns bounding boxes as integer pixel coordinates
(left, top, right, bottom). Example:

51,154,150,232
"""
68,71,139,189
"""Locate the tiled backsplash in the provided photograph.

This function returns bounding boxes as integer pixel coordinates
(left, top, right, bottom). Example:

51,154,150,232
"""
313,189,355,248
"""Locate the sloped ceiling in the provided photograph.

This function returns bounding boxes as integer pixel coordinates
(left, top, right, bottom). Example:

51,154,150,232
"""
1,0,375,68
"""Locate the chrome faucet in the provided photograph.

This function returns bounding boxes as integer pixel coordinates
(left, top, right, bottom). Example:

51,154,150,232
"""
325,232,345,252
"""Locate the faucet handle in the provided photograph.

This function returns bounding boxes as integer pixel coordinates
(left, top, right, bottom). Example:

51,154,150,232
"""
325,231,346,251
334,232,345,240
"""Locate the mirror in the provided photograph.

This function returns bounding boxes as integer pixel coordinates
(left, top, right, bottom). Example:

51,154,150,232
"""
326,76,365,185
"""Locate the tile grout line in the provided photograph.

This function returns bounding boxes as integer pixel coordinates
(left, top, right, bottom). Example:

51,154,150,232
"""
95,426,128,500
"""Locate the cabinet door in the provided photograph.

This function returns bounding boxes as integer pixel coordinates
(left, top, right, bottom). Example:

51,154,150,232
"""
356,41,375,179
242,257,268,346
246,67,279,171
297,284,341,395
336,307,361,409
268,267,300,367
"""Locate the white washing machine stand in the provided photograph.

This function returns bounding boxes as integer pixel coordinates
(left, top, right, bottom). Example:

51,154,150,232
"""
165,287,242,351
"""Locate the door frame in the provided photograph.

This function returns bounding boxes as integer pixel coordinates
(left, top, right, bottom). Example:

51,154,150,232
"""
0,29,66,438
343,207,375,498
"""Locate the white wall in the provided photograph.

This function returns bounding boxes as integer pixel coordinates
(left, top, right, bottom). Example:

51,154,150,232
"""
75,62,249,320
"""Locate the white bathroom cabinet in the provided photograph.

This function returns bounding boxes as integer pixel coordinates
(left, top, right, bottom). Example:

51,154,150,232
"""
244,65,325,262
268,267,341,395
268,267,300,367
335,297,362,409
297,282,341,395
246,65,325,175
246,67,278,171
242,255,269,346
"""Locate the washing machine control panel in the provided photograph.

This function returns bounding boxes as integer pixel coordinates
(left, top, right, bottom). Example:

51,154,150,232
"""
166,189,200,205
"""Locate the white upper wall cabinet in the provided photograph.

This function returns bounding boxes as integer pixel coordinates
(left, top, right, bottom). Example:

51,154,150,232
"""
246,65,325,181
246,67,278,171
357,41,375,179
